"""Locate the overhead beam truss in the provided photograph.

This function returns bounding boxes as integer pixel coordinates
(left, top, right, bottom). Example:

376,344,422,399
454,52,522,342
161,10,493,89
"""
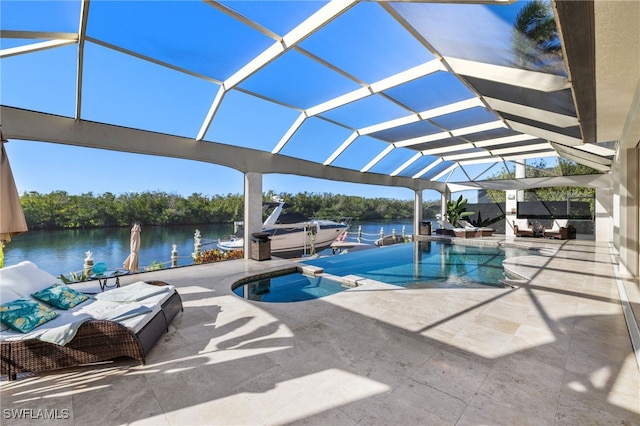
2,106,446,193
0,0,610,189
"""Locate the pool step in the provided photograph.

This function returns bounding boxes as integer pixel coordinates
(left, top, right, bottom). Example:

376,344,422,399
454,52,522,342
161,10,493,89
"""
341,275,365,288
299,265,323,276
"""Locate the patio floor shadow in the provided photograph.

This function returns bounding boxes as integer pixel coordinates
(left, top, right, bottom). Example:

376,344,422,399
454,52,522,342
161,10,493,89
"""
1,239,638,425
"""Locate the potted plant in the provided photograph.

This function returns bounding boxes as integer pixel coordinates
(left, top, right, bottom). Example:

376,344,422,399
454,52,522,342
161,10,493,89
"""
446,195,474,226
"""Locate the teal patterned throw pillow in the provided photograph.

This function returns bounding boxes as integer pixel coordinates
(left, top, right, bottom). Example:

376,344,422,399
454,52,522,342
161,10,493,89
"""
0,298,58,333
32,284,90,310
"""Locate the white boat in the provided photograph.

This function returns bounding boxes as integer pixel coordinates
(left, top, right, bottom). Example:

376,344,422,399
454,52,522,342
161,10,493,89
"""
218,198,351,258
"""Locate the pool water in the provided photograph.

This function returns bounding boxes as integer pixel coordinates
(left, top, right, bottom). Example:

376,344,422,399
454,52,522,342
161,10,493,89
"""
233,273,347,302
234,241,536,303
303,240,534,289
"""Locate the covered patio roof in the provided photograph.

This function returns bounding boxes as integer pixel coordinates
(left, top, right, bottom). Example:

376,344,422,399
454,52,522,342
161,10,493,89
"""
2,0,637,192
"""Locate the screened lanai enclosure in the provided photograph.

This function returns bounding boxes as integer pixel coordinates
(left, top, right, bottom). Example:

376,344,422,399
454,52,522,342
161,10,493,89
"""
1,0,639,276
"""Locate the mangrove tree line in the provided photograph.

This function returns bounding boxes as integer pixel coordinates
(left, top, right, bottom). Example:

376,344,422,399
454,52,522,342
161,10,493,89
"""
20,190,440,230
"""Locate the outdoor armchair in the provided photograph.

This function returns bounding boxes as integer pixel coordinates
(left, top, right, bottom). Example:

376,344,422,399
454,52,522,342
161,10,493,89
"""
543,219,570,239
513,219,535,237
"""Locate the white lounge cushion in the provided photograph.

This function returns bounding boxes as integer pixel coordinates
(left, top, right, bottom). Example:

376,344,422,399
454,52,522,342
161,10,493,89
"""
0,286,176,342
1,261,177,341
458,220,475,229
0,287,21,306
437,220,455,230
550,219,568,230
95,281,171,303
0,261,63,299
514,219,531,229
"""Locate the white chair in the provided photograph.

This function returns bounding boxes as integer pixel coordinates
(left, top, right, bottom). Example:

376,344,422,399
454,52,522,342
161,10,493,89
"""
513,219,534,237
543,219,569,239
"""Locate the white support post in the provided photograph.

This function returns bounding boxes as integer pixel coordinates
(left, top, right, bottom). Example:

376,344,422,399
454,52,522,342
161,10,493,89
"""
504,162,526,237
505,191,518,237
441,188,450,221
516,162,526,201
414,189,423,237
244,172,263,260
595,187,613,242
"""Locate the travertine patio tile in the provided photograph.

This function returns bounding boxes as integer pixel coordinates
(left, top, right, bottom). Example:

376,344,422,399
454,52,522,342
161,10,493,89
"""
459,393,555,426
560,368,640,424
411,347,493,404
358,378,467,425
1,241,637,425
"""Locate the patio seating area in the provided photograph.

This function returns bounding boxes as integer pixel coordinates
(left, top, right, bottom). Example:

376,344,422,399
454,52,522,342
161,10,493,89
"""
1,2,638,423
0,261,184,381
1,238,638,425
513,219,574,240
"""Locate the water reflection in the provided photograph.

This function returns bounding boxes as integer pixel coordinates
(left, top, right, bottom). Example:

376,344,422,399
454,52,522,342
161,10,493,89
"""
233,273,346,303
305,240,533,289
4,220,414,278
3,224,234,276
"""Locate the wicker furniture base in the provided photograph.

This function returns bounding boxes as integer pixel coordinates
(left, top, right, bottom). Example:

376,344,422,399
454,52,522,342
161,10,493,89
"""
543,227,570,239
435,229,477,238
1,281,183,381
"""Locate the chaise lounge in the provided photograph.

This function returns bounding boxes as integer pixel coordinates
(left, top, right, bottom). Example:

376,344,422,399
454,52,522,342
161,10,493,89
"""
0,261,182,380
435,220,476,238
458,220,494,237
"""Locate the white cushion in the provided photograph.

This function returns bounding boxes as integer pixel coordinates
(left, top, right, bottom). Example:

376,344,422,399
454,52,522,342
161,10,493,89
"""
0,286,177,341
438,220,455,230
0,261,63,299
0,286,21,305
553,219,568,229
514,219,530,229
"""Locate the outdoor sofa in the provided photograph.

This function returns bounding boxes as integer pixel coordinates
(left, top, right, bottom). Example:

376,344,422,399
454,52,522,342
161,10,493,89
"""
0,261,182,380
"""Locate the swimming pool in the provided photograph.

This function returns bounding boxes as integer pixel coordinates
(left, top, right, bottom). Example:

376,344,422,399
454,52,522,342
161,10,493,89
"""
232,271,347,302
303,240,535,289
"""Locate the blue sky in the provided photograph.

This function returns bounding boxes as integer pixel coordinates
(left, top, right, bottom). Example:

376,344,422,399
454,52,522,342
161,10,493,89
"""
1,1,536,204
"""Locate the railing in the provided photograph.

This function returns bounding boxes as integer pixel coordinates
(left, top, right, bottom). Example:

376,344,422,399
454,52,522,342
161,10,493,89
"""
62,230,208,282
340,225,411,244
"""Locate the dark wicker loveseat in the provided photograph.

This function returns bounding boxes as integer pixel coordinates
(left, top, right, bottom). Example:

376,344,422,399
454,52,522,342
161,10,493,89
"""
1,262,183,381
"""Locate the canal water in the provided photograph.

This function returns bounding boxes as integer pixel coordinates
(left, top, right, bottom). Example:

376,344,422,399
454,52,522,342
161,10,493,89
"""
2,220,413,278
